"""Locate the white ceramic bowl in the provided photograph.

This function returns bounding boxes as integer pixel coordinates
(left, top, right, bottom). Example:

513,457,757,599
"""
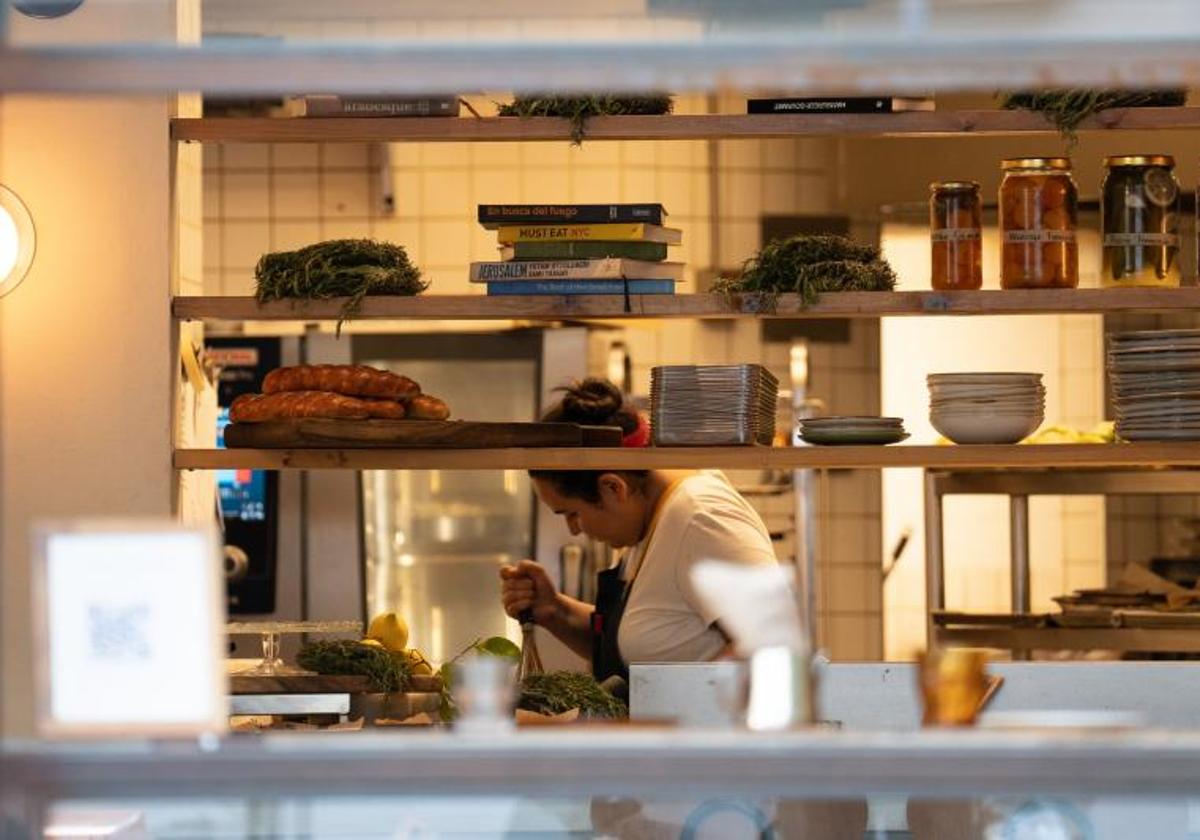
932,408,1043,421
931,410,1043,444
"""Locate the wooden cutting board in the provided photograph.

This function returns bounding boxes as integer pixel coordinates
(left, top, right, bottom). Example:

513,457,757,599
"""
224,419,622,449
231,673,443,694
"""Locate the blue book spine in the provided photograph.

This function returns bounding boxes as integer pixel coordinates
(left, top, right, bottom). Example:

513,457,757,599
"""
485,280,676,296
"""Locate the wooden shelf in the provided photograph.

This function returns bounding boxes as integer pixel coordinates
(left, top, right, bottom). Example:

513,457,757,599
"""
172,107,1200,144
935,625,1200,653
174,443,1200,471
175,288,1200,322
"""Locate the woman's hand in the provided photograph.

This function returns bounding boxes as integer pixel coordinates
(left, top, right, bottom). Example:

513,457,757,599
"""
499,560,559,625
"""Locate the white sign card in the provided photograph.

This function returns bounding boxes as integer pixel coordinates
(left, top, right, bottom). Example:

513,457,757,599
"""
32,520,227,738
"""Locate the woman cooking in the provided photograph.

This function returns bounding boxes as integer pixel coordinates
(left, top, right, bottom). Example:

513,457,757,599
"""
499,378,778,682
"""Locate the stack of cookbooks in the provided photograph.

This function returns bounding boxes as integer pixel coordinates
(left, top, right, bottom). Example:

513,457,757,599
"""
471,204,683,296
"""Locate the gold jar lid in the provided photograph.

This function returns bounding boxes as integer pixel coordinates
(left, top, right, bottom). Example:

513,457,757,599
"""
1104,154,1175,168
1001,157,1072,171
930,181,980,192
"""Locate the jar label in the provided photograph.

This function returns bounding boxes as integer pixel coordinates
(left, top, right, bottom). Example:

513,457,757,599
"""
931,228,982,243
1103,232,1180,248
1003,230,1076,244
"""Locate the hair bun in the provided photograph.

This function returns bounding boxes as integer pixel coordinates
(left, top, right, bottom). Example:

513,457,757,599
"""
545,378,639,435
560,378,623,424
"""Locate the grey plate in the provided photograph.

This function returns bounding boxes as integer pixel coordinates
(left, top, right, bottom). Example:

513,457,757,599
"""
800,416,904,427
800,429,910,446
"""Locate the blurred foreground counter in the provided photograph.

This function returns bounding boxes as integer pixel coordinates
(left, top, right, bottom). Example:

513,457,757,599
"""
6,726,1200,838
8,662,1200,837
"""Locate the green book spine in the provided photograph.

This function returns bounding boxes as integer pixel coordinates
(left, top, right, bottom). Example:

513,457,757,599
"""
506,241,669,261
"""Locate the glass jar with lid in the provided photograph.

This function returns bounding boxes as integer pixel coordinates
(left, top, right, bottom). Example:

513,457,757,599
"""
1102,154,1180,287
929,181,982,290
999,157,1079,289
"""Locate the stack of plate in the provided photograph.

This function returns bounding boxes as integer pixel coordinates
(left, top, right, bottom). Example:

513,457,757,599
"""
1109,329,1200,441
651,364,778,446
928,373,1045,444
798,416,909,446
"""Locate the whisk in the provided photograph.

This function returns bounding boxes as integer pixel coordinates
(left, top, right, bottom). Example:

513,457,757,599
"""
517,608,544,681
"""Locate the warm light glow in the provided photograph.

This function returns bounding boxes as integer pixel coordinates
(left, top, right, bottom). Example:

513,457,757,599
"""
0,185,35,297
0,205,18,280
436,516,454,542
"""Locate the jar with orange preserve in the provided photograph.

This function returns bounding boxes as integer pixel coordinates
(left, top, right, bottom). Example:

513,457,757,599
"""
999,157,1079,289
929,181,982,290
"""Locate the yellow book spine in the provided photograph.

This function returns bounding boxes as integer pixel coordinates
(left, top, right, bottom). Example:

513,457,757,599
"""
497,223,651,243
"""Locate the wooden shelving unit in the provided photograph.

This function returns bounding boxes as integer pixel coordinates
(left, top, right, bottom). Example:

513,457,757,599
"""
174,288,1200,322
171,107,1200,144
173,443,1200,472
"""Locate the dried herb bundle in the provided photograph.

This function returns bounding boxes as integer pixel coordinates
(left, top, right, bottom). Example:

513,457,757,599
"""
497,94,672,144
297,639,412,692
255,239,426,334
999,89,1187,146
518,671,628,719
716,234,896,310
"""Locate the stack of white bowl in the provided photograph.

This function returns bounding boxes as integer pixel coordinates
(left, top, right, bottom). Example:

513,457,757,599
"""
928,373,1045,444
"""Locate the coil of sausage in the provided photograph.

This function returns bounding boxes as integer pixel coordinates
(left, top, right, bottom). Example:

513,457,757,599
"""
262,364,420,401
229,391,406,423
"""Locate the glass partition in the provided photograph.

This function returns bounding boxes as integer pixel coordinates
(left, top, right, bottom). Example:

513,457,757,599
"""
5,0,1200,94
9,729,1200,838
35,793,1196,838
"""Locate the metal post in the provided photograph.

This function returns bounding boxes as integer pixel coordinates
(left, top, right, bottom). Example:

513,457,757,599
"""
1010,495,1031,614
794,466,817,644
923,471,944,649
790,340,817,648
1010,494,1032,661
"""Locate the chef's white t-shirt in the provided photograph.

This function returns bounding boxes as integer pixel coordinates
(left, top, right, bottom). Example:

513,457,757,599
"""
616,472,777,664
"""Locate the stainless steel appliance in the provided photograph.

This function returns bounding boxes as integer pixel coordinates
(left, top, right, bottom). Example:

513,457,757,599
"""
304,327,589,666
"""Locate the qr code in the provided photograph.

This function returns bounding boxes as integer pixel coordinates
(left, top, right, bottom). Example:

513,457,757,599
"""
88,604,152,660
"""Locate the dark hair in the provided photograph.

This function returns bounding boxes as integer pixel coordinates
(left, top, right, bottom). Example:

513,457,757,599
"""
530,378,648,503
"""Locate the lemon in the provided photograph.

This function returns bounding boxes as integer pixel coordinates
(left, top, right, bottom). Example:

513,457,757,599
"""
359,638,384,649
366,612,409,652
403,648,435,676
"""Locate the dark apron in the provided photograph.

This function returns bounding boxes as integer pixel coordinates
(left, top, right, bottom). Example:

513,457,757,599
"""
591,562,630,682
589,478,687,684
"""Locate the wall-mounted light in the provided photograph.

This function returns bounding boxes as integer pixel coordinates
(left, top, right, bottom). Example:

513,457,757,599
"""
0,185,35,298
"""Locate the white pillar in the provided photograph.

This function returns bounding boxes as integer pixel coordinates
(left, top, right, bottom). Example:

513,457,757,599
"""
0,0,201,737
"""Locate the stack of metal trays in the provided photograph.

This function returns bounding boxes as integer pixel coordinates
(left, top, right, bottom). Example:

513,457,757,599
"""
1108,328,1200,441
651,364,778,446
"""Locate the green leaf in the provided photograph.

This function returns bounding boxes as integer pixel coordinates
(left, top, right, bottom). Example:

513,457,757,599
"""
474,636,521,659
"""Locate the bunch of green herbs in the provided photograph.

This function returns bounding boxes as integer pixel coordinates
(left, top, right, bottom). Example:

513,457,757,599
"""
255,239,425,335
999,89,1187,147
715,234,896,312
296,639,412,692
517,671,628,720
497,94,672,144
